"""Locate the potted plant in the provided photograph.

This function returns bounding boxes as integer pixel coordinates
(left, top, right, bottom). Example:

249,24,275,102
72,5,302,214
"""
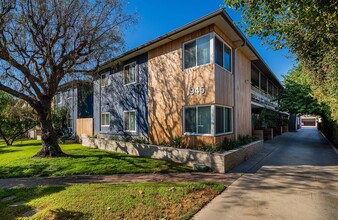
282,118,289,132
252,114,264,140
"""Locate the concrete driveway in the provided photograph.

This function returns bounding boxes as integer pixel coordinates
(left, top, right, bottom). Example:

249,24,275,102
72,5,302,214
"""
193,128,338,220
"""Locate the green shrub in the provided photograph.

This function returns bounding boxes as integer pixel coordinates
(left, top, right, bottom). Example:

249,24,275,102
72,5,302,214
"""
131,137,149,144
170,136,185,148
198,144,220,153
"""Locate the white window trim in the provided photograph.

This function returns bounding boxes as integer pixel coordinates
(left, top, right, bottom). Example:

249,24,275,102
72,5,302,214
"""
182,33,212,70
123,110,137,132
101,112,110,127
214,104,233,136
101,73,110,88
183,104,233,136
67,89,72,99
183,105,214,136
123,62,137,86
214,34,232,74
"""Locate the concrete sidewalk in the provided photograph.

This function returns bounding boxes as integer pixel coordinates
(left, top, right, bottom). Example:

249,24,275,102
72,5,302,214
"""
193,128,338,220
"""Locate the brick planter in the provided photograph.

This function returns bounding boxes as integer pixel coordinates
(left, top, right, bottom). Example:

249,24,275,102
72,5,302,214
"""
282,125,289,133
264,128,273,140
252,130,264,140
275,126,282,136
81,135,263,173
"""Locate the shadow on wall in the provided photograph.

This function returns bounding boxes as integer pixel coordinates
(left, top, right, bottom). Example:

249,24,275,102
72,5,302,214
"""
95,54,149,138
148,42,213,146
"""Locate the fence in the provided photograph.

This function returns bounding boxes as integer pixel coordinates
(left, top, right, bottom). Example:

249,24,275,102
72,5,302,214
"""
76,118,93,142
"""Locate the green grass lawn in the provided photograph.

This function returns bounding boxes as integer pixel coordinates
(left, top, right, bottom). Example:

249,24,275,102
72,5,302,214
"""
0,140,191,179
0,182,224,220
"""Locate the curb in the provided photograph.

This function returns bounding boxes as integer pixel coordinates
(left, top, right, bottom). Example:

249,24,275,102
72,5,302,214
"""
319,130,338,156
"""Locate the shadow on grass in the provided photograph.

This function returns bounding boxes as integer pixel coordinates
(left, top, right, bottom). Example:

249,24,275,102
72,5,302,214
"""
0,163,47,179
0,186,68,219
0,148,19,155
13,142,42,147
49,208,90,219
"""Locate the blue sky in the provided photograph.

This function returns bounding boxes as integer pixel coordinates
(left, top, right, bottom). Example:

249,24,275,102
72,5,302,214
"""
123,0,296,81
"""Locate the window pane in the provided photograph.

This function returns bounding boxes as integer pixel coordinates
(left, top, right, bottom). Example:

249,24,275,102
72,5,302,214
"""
216,107,225,134
184,41,196,69
124,112,129,130
106,114,110,126
129,112,136,131
124,66,129,84
215,37,223,67
185,108,196,133
225,108,231,132
198,106,211,134
224,45,231,71
129,65,135,83
197,35,210,65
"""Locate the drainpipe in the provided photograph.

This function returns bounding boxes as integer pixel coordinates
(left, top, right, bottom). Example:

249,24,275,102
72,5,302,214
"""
233,40,246,140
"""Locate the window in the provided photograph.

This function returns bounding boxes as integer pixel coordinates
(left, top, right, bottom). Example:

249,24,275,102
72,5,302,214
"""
124,63,136,85
67,89,72,99
56,93,62,105
124,111,136,132
215,36,231,72
184,106,212,134
184,105,232,135
216,106,232,134
101,112,110,127
101,73,109,87
183,35,210,69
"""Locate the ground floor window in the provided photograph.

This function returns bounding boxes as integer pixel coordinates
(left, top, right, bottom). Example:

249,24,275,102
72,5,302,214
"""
215,106,232,134
124,110,136,132
185,106,212,134
101,112,110,127
183,105,232,135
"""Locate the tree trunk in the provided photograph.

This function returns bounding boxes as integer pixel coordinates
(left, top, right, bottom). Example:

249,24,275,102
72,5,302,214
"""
34,106,65,157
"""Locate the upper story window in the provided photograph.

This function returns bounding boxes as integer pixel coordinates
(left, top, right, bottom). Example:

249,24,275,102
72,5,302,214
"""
56,93,62,105
101,73,109,87
124,62,136,85
67,89,72,99
183,33,232,72
215,36,232,72
183,34,211,69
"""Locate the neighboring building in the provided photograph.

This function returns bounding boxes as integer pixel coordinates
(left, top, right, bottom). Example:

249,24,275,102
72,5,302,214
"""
301,116,317,127
54,80,93,137
93,10,285,147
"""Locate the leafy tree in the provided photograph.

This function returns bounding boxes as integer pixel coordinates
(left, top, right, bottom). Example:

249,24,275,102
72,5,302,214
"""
279,65,322,115
224,0,338,120
0,0,134,157
279,65,337,144
0,91,37,146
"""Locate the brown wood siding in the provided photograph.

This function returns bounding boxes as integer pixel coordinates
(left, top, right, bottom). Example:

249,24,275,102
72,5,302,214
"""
184,134,235,148
215,65,234,106
76,118,93,141
148,25,216,145
235,49,252,136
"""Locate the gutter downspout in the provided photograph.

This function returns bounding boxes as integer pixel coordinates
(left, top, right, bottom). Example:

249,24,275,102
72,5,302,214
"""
233,40,246,140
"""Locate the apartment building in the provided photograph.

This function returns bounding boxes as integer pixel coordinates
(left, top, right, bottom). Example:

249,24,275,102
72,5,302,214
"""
93,10,283,147
54,81,93,137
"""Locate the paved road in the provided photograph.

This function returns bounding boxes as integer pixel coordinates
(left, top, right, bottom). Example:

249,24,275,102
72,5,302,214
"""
193,128,338,220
